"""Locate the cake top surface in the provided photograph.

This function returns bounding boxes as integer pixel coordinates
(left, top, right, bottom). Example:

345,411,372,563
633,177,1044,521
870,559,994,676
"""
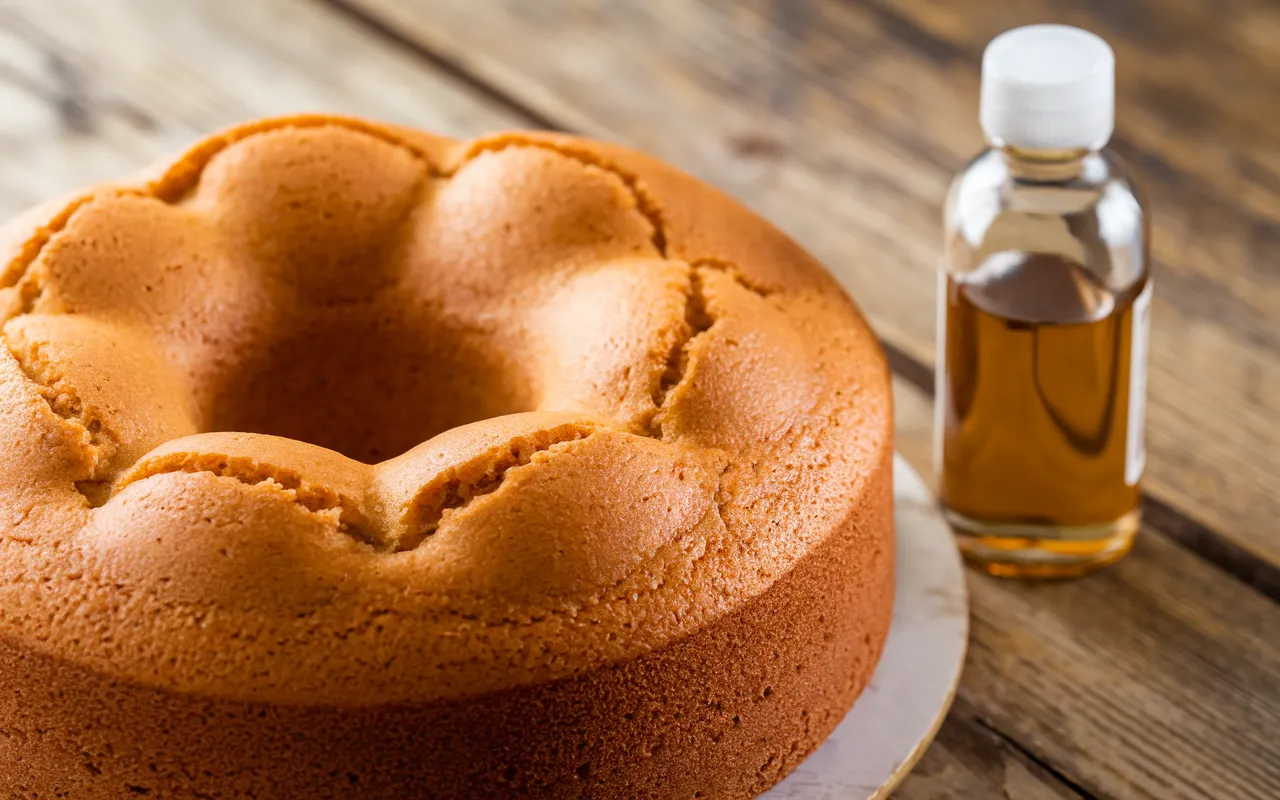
0,115,890,705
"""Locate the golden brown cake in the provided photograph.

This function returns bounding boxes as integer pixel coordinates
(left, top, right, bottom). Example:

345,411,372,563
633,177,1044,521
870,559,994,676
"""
0,115,893,798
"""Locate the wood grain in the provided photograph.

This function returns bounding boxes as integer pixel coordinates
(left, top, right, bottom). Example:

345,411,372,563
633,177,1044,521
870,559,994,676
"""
0,0,515,217
958,525,1280,800
337,0,1280,578
2,1,1279,798
897,698,1085,800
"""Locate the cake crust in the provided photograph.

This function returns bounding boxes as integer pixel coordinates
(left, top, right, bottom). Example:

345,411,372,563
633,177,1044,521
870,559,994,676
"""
0,116,894,796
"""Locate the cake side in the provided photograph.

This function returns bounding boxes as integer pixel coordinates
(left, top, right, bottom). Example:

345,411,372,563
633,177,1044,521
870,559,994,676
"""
0,439,892,799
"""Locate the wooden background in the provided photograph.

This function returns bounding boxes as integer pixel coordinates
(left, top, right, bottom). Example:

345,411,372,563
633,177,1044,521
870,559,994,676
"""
1,0,1277,797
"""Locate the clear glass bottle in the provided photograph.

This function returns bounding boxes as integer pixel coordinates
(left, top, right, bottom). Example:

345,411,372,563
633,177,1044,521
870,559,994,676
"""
936,25,1151,578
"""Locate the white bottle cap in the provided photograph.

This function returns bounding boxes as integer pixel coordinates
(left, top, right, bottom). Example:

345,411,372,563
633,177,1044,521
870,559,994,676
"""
980,24,1115,150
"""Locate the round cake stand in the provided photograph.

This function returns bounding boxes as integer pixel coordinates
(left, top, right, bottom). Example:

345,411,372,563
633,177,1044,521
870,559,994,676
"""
764,454,969,799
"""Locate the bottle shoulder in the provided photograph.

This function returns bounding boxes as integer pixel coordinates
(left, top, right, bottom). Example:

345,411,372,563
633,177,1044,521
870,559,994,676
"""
947,150,1144,222
943,148,1148,295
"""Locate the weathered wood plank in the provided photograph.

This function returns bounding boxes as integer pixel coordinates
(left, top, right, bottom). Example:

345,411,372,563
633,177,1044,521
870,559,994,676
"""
962,529,1280,800
0,0,515,217
339,0,1280,577
0,0,1083,795
896,698,1085,800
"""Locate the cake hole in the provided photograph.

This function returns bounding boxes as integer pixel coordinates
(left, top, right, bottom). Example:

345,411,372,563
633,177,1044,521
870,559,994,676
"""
197,304,537,463
75,480,113,508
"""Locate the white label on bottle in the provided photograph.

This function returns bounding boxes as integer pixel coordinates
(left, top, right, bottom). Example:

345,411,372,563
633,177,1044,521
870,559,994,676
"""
933,269,947,481
1125,280,1153,486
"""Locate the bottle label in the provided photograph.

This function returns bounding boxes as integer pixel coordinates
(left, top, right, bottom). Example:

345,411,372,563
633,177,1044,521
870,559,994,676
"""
1125,280,1153,486
933,269,947,482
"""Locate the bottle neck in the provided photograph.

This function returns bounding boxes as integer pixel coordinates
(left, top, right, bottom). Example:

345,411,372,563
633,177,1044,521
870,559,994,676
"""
998,144,1097,182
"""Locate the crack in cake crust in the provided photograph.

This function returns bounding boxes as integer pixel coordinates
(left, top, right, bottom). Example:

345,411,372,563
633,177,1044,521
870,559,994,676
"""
3,329,118,486
691,257,778,298
397,422,603,551
117,452,379,548
649,268,714,437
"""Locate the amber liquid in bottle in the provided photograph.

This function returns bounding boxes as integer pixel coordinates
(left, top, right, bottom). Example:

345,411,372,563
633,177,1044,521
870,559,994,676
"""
938,147,1150,578
941,260,1148,577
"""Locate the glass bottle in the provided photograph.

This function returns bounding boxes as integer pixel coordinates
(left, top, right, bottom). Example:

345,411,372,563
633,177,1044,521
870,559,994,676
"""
936,25,1151,578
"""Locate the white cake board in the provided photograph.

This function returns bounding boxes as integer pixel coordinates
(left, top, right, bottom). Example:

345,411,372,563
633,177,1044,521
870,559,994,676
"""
764,454,969,799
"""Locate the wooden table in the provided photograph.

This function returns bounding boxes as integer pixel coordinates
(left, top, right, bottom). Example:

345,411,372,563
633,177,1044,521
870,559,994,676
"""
3,1,1277,796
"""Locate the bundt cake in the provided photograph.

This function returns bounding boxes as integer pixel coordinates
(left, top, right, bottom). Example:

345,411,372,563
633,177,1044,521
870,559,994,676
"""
0,115,894,798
